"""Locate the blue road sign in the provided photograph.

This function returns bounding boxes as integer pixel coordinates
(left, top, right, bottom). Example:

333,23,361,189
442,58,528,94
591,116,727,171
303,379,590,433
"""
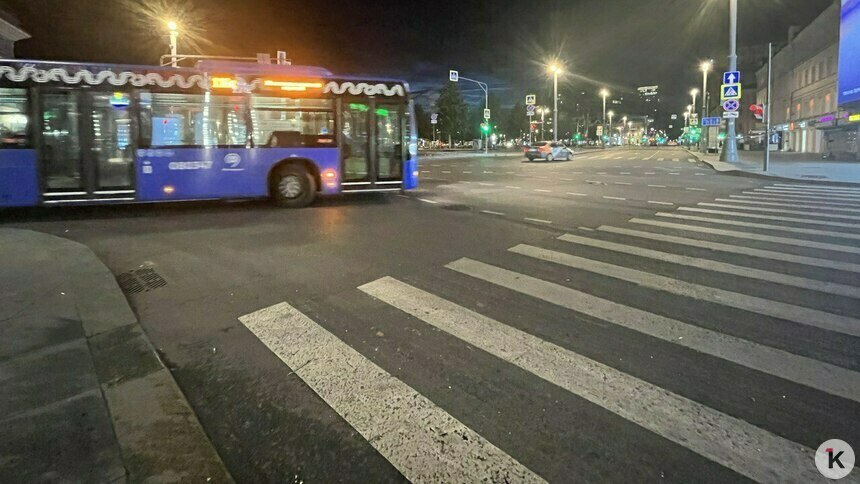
721,83,742,100
526,104,536,116
702,117,721,127
449,70,459,82
723,71,740,84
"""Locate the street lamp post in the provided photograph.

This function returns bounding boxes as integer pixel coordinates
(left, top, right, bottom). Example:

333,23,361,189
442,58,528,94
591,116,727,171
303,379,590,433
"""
167,21,179,67
450,71,489,154
700,60,712,153
721,0,740,162
607,111,614,146
600,88,609,147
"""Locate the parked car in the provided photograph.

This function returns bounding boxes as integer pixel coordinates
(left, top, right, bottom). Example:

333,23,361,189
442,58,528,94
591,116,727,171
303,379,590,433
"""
525,141,573,161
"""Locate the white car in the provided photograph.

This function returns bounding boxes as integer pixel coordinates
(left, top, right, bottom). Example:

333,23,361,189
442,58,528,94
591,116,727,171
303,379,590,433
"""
524,142,573,162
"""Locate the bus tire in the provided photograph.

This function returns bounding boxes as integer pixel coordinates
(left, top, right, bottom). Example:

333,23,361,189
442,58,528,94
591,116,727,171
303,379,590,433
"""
271,164,315,208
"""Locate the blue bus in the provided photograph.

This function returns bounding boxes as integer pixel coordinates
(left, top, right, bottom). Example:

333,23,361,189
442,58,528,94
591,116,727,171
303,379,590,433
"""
0,59,418,208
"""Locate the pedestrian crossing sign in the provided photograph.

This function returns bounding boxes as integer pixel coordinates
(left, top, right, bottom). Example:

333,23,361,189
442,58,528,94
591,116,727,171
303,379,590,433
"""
721,83,742,100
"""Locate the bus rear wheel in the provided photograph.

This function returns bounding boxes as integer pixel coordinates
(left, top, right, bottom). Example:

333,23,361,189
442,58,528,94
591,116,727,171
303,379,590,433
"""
271,165,316,208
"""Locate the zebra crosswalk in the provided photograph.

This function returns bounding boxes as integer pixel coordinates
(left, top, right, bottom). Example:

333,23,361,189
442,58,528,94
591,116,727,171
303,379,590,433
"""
238,181,859,482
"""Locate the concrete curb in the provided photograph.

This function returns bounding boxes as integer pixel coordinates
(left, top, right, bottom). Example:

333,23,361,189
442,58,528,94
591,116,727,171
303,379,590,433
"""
684,149,860,187
0,229,233,483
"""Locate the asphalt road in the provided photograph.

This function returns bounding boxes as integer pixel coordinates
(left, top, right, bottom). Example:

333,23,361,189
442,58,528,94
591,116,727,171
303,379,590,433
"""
3,146,858,482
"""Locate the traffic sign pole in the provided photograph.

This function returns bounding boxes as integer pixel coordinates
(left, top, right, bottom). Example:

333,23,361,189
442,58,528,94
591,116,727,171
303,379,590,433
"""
721,0,739,163
764,42,772,172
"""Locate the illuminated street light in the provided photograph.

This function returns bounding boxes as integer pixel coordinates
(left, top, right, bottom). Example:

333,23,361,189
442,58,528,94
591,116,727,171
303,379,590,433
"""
607,110,615,144
547,63,563,142
690,88,699,111
700,59,713,152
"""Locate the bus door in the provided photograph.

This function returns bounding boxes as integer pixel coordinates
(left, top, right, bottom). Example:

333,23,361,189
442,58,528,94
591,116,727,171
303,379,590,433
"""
38,90,136,203
339,99,404,192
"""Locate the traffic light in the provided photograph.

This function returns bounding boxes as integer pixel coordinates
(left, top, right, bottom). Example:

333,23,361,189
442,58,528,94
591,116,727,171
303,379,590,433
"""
480,123,490,133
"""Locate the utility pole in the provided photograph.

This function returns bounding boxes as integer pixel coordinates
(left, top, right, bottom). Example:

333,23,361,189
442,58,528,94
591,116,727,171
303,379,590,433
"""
764,42,773,172
721,0,740,162
701,60,712,153
553,71,559,142
167,21,179,67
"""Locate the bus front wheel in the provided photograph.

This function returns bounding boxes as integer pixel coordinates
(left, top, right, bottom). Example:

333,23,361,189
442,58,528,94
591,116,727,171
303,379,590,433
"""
271,165,316,208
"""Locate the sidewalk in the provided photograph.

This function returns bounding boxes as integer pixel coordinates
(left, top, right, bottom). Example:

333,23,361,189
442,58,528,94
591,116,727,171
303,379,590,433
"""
687,149,860,185
0,229,232,482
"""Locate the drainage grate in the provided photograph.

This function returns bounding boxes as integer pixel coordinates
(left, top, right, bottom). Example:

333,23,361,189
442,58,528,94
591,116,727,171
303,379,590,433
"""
117,267,167,294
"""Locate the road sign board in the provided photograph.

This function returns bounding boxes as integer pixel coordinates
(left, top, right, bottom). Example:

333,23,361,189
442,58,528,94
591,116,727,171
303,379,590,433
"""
721,84,742,100
702,117,721,127
596,125,604,136
526,105,535,116
483,108,491,120
430,113,438,125
525,94,536,106
670,114,678,120
449,70,459,82
723,71,741,84
722,99,740,112
723,111,739,118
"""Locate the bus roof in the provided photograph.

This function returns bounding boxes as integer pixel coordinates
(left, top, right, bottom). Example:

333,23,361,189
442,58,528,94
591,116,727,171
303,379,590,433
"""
0,58,410,97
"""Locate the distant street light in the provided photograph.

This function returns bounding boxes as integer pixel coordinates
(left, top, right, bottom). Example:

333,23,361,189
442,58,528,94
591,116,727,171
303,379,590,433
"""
607,110,615,144
547,63,563,142
700,60,713,153
167,20,179,67
690,88,699,114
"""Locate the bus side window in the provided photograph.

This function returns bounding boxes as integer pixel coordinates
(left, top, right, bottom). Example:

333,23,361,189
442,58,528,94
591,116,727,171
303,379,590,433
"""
0,88,29,148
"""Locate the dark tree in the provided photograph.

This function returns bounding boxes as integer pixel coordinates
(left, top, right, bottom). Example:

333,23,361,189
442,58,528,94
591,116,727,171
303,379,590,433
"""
433,83,468,142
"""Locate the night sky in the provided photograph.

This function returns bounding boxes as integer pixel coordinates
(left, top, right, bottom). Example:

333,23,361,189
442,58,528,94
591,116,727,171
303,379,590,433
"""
1,0,835,113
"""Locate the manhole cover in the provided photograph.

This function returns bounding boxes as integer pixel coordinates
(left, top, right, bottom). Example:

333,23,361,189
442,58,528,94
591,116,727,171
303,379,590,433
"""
117,267,167,294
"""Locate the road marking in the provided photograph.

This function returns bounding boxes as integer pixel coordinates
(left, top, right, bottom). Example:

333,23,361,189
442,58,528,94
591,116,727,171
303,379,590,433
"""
505,186,522,189
685,188,707,191
418,198,439,204
484,170,495,174
598,225,860,273
694,173,705,176
481,210,505,216
773,183,860,193
760,186,860,197
570,171,584,174
603,196,627,201
506,172,515,174
731,194,860,208
699,202,860,220
648,184,667,188
632,218,860,254
669,173,680,175
657,212,860,242
442,170,451,174
558,233,858,298
672,158,679,162
677,207,860,229
240,302,544,484
560,178,574,181
524,217,552,224
371,277,846,483
420,170,431,173
647,201,674,205
628,157,638,160
614,182,632,186
567,192,588,197
597,172,607,175
753,189,860,200
614,156,624,160
534,189,552,193
619,172,631,175
463,171,472,174
461,181,473,184
510,244,860,337
644,172,656,175
657,158,665,161
578,226,595,231
428,265,823,482
478,182,495,186
717,198,860,213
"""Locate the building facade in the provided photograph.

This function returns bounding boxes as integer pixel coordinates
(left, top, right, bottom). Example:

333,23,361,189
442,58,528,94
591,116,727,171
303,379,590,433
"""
755,1,856,157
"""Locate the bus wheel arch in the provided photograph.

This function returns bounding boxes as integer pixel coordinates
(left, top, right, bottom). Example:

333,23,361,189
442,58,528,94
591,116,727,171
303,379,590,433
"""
268,159,319,208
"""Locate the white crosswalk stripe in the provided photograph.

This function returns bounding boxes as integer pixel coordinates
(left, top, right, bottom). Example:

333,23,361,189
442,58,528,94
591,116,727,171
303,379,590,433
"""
597,225,860,273
678,207,860,227
715,198,860,214
558,233,859,298
758,187,860,197
509,244,860,337
773,183,860,193
741,191,860,203
632,218,860,254
240,302,544,483
698,202,860,220
361,276,829,482
730,194,860,208
752,188,860,200
656,212,860,242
